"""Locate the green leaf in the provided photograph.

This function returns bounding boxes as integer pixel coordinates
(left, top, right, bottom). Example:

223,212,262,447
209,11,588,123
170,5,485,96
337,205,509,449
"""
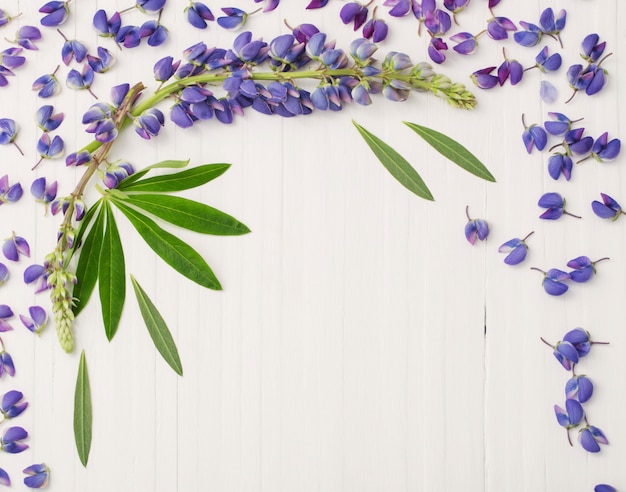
99,202,126,341
72,205,106,317
352,121,434,201
403,122,496,182
65,199,102,267
130,275,183,376
125,194,250,236
74,350,92,467
118,159,190,188
119,163,231,193
111,198,222,290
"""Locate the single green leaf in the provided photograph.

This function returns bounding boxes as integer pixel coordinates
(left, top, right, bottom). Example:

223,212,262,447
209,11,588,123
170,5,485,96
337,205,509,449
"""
403,122,496,182
74,350,92,467
125,194,250,236
118,159,190,188
352,121,434,201
72,206,106,317
111,198,222,290
99,202,126,341
65,199,102,267
119,163,231,193
131,275,183,376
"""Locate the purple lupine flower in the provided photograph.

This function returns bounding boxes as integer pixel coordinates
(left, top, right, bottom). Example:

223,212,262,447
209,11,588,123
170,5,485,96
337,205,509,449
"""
36,105,64,132
563,128,593,156
0,175,23,205
0,305,13,332
217,8,249,30
595,485,616,492
514,21,542,47
115,25,141,49
350,38,377,63
87,46,115,73
0,263,8,285
464,206,489,245
254,0,279,12
153,56,180,82
540,81,558,104
567,255,609,283
0,426,28,453
383,0,412,17
424,8,451,37
0,118,23,155
544,113,579,136
497,50,523,86
139,20,168,47
362,17,388,42
13,26,42,50
92,10,121,38
23,264,50,293
486,15,516,40
533,46,561,73
185,2,214,29
538,192,580,220
592,193,624,220
521,114,547,153
0,468,8,486
554,398,584,429
30,177,58,210
39,1,69,27
60,34,87,65
580,425,608,453
533,268,571,296
498,231,533,265
306,0,330,9
102,161,135,189
134,108,165,139
136,0,166,14
427,37,448,64
566,63,608,102
449,32,480,55
547,154,573,181
470,66,498,89
34,133,64,169
1,390,28,419
0,351,15,378
23,464,50,489
565,375,593,403
0,9,19,28
290,23,319,43
32,66,61,98
581,34,606,63
562,327,596,358
590,132,621,162
50,196,85,223
66,150,92,167
19,306,48,335
2,233,30,262
340,2,369,31
539,7,566,47
67,64,95,97
541,336,578,368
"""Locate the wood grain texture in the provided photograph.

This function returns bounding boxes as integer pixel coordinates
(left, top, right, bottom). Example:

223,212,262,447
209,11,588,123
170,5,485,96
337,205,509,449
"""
0,1,624,490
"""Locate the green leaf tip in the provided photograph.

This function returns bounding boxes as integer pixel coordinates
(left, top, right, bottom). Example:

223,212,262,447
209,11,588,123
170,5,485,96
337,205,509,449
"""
74,350,93,467
403,122,496,183
352,120,435,201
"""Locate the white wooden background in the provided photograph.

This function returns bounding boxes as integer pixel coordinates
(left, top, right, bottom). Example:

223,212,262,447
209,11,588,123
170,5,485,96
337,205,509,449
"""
1,0,625,490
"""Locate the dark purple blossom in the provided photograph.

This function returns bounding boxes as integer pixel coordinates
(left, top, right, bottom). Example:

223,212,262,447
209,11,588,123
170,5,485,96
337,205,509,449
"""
532,46,562,73
470,66,498,89
562,327,600,358
581,34,606,63
23,264,50,293
340,2,370,31
92,10,121,38
185,2,214,29
498,49,523,86
498,231,533,265
513,22,542,47
544,112,579,136
153,56,180,82
306,0,330,9
547,154,573,181
427,37,448,64
217,8,250,30
87,46,115,73
592,193,624,220
362,17,388,43
66,65,96,97
115,25,141,49
139,20,168,47
590,132,621,162
449,32,481,55
58,31,87,65
566,63,608,103
65,150,92,167
136,0,166,14
39,1,69,27
563,128,593,156
595,485,616,492
541,336,578,368
538,192,580,220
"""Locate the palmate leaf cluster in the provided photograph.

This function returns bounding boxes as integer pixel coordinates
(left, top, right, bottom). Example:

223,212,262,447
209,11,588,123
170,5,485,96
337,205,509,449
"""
68,160,249,465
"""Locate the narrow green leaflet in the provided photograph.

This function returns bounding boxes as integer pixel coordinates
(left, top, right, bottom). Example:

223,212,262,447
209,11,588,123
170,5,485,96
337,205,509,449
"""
404,122,496,182
119,163,231,193
118,159,190,188
99,202,126,341
353,120,434,201
124,194,250,236
131,275,183,376
74,350,92,467
111,198,222,290
72,205,106,317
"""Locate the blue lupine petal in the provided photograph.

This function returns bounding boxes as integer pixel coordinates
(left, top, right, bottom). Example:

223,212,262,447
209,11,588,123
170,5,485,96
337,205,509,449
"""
590,426,608,444
529,126,547,151
504,245,528,265
514,30,540,47
498,238,522,252
543,277,568,295
580,428,600,452
563,327,590,346
2,240,18,261
23,264,46,284
0,305,12,319
0,468,9,486
556,341,579,364
565,398,584,425
540,81,558,103
538,192,564,208
464,222,477,244
586,69,606,95
567,256,592,269
577,376,593,403
554,404,569,427
569,268,593,283
595,485,617,492
539,8,555,32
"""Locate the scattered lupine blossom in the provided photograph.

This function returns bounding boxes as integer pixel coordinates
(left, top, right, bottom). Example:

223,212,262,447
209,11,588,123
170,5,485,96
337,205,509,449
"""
464,206,489,245
522,114,547,153
537,192,580,220
19,306,48,335
498,231,533,265
592,193,624,220
532,267,570,296
23,463,50,488
566,256,608,283
2,233,30,262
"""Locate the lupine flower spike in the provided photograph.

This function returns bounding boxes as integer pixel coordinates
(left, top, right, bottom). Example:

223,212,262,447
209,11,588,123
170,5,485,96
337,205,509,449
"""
592,193,624,220
464,206,489,244
498,231,533,265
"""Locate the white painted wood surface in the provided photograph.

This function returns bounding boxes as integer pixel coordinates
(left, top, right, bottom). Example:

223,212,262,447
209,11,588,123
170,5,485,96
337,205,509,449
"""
1,1,624,490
